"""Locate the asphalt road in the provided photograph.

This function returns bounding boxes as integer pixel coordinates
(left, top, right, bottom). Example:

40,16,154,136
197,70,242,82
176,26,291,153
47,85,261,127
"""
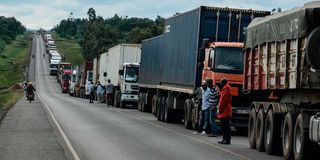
1,35,284,160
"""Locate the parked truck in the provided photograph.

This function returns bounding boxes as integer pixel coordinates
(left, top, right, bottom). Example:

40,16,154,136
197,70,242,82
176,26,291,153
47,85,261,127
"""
138,6,269,131
57,62,72,93
245,2,320,159
100,44,141,108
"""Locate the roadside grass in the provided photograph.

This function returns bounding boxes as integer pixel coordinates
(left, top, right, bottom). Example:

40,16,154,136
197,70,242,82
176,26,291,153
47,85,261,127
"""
0,32,31,109
53,34,84,65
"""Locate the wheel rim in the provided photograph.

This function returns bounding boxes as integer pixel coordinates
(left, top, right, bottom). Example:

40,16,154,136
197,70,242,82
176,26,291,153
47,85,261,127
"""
295,124,302,154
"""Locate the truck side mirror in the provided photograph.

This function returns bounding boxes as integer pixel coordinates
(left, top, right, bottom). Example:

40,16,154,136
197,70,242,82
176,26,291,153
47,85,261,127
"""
103,72,107,77
119,70,123,75
199,38,209,62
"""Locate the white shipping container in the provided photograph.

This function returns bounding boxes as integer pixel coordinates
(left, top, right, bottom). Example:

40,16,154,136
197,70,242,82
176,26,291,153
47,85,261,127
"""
105,44,141,87
98,52,108,85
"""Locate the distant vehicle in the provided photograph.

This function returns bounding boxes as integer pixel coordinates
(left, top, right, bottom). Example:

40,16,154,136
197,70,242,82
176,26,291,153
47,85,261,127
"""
57,62,72,93
49,59,60,76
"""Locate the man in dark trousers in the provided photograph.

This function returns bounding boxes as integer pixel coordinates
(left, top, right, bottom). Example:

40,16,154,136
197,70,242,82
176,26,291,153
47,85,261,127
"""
217,78,232,144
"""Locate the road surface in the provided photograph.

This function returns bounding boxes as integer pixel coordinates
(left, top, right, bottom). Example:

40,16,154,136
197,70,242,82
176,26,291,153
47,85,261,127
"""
1,35,284,160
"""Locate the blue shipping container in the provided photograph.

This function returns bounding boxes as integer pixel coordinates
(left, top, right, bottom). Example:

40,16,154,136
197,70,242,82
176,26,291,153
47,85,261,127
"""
140,6,270,93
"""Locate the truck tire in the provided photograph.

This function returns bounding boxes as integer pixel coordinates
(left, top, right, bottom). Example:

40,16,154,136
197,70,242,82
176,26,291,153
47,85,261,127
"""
293,113,317,160
306,26,320,70
255,108,266,152
184,99,192,129
138,93,142,111
157,96,162,121
248,109,257,149
114,91,120,107
152,95,157,115
161,97,167,122
141,93,147,112
164,97,171,123
282,112,296,160
264,109,282,155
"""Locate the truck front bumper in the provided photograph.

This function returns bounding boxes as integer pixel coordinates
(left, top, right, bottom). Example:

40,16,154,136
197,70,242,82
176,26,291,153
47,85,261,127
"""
121,93,139,102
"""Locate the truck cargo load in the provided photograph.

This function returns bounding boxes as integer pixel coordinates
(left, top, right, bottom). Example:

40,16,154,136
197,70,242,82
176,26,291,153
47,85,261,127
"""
244,2,320,159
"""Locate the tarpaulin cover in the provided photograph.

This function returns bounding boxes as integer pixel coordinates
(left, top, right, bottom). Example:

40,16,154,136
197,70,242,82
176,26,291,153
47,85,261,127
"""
245,1,320,49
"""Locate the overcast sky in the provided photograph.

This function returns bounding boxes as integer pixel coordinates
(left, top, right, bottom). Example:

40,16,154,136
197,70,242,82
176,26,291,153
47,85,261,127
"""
0,0,314,29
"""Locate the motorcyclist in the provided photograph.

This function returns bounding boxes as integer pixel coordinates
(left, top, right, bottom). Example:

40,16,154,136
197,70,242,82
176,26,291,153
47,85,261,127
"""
26,82,35,99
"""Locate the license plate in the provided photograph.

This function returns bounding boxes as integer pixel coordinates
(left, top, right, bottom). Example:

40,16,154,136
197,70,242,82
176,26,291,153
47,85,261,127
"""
235,109,250,114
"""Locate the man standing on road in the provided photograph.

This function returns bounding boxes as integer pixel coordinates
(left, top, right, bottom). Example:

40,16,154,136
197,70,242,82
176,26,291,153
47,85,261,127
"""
217,78,232,145
193,82,207,134
206,79,219,137
89,81,95,103
105,79,114,107
96,81,105,104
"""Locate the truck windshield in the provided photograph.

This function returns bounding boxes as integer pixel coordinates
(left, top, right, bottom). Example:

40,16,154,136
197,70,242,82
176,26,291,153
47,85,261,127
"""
64,65,71,70
50,64,58,68
125,67,139,83
214,47,244,73
62,75,71,81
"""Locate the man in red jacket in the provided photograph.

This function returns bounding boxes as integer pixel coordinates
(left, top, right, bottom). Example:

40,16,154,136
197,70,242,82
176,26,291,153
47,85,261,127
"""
218,78,232,145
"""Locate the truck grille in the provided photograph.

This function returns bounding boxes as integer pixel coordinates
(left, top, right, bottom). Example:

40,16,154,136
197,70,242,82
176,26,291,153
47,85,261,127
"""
131,85,138,90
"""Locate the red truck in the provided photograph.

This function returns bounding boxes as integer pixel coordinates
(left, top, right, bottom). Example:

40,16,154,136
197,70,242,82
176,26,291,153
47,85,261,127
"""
245,2,320,160
57,62,72,93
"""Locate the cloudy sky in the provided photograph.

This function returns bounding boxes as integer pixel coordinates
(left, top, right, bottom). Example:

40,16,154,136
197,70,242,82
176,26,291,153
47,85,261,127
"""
0,0,314,29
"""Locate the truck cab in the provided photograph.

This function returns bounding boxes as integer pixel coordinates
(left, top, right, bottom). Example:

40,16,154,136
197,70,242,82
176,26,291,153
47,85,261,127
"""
118,63,140,107
202,42,249,131
49,59,60,76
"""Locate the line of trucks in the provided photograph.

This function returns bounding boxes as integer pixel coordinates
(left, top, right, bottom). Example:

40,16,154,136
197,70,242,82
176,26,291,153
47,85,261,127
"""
43,2,320,159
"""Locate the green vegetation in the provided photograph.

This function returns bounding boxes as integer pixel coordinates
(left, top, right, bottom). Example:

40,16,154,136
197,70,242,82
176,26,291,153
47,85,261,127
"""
0,16,26,54
53,8,164,60
53,34,84,65
0,32,31,109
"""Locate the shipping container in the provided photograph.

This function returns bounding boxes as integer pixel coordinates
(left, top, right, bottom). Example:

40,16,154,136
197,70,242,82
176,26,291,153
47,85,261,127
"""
140,6,270,93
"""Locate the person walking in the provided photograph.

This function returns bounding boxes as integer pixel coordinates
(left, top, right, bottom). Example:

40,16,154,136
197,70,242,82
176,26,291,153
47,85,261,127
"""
89,81,95,103
96,81,105,104
206,79,219,137
217,78,232,145
105,79,114,107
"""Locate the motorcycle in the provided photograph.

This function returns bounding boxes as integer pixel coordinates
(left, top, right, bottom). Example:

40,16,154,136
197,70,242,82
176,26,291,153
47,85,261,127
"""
27,92,34,103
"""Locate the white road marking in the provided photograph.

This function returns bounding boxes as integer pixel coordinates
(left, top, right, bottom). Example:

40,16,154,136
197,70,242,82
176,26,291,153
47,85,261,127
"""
116,109,250,160
34,36,81,160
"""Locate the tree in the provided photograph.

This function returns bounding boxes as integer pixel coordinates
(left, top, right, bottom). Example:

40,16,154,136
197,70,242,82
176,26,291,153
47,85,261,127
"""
87,8,96,22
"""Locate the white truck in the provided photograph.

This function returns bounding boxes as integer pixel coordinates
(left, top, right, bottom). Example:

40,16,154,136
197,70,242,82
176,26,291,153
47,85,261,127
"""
49,59,60,76
99,44,141,108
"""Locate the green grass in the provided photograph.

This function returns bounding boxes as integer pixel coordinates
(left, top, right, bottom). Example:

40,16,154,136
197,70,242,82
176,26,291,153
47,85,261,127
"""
53,34,84,65
0,32,31,108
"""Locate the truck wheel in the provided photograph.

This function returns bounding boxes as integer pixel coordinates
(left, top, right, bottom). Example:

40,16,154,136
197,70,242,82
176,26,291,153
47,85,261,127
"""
138,93,142,111
248,109,257,149
161,97,167,122
255,108,266,152
141,93,147,112
114,91,120,107
264,109,282,155
164,97,171,123
120,101,126,108
293,113,316,160
184,99,192,129
282,112,296,160
157,97,162,121
152,95,157,115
